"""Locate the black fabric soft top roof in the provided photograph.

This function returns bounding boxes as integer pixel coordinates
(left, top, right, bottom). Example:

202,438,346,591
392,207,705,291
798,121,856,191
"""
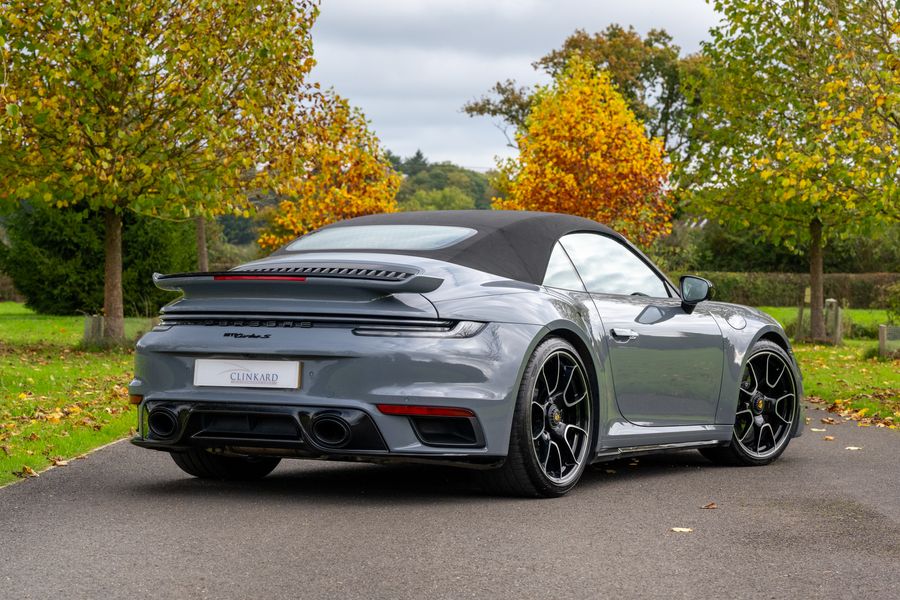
280,210,619,285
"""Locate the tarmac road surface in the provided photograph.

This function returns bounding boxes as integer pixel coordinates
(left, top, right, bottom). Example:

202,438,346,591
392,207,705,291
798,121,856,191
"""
1,402,898,600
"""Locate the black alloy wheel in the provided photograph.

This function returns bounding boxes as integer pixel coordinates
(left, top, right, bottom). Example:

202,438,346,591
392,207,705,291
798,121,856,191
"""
482,337,593,497
701,339,799,466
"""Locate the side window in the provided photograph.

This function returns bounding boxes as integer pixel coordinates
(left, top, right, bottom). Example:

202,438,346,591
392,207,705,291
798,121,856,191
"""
559,233,669,298
543,243,585,291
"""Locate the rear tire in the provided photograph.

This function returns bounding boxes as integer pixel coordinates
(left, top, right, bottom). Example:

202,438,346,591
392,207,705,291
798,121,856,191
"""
170,449,280,480
701,339,799,466
481,337,594,498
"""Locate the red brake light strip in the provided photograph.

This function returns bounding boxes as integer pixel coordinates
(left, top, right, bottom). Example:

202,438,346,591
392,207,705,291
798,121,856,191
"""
213,275,307,282
376,404,475,418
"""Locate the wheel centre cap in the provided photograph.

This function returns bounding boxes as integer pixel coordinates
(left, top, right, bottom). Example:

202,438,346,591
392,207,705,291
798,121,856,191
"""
547,405,563,428
752,394,767,414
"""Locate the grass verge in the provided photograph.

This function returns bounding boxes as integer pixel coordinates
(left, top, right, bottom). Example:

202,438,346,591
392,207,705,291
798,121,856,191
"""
0,345,136,486
0,301,153,346
793,340,899,428
0,302,140,486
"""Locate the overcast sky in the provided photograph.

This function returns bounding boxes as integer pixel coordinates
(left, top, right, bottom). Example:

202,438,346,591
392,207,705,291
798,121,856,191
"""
311,0,721,170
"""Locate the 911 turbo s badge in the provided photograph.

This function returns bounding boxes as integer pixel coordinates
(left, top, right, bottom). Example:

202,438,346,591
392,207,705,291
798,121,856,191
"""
223,332,271,339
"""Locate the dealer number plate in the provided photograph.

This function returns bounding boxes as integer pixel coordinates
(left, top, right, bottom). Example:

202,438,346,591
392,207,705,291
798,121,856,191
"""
193,359,301,389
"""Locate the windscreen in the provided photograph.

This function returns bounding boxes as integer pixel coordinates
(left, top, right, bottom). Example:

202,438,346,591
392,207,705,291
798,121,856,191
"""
285,225,477,252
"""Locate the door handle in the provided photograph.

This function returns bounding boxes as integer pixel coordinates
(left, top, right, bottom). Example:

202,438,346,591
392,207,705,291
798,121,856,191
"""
610,328,639,341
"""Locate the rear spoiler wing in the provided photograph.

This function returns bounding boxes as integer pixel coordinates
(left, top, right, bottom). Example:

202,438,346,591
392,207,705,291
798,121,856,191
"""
153,268,444,295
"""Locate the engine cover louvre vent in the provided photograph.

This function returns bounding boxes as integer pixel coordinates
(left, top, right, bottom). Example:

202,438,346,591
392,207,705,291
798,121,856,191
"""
235,264,414,282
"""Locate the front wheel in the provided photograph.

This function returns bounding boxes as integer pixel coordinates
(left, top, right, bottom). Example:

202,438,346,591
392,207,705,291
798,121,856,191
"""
481,337,594,497
170,449,281,480
701,340,799,466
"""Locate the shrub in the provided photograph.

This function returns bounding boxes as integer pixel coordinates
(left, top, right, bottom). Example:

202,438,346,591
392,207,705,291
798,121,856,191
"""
0,203,195,316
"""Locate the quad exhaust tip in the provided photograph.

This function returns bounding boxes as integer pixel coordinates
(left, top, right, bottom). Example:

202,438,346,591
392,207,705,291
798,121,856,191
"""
147,408,179,439
310,415,352,448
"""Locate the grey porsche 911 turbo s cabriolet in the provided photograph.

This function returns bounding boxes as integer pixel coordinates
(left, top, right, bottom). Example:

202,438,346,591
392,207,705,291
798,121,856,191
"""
130,210,803,497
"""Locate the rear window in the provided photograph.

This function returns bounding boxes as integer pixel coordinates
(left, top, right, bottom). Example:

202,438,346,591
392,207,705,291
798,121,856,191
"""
285,225,477,252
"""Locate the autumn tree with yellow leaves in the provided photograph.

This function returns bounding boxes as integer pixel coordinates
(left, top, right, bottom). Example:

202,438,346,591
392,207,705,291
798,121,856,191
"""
493,59,673,246
257,92,400,251
684,0,899,340
0,1,319,342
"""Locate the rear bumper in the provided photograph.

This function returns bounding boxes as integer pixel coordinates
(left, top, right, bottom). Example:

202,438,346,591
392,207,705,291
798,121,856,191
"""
129,321,545,459
131,400,503,467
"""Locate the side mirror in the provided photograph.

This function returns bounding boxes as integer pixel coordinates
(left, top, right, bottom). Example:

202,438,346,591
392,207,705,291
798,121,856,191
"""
680,276,713,313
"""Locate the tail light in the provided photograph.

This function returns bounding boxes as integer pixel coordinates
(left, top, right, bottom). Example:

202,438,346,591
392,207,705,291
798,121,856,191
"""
376,404,475,418
353,321,485,338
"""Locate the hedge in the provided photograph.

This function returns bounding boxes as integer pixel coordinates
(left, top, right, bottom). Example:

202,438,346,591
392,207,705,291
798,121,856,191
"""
669,272,900,309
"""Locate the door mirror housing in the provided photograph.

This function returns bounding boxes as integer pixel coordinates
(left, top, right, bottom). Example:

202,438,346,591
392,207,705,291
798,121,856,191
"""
679,276,713,313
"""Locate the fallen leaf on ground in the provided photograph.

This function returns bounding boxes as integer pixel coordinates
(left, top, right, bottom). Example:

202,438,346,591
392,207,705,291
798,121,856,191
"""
810,428,826,432
701,502,718,510
821,417,838,425
823,436,835,441
51,457,69,466
844,446,862,451
670,527,693,533
12,465,38,478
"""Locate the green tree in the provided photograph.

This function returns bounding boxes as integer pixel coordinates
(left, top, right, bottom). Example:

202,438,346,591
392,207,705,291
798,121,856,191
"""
684,0,899,340
0,202,195,316
395,159,494,210
464,25,700,154
398,150,429,177
0,1,319,342
401,187,476,212
384,150,404,173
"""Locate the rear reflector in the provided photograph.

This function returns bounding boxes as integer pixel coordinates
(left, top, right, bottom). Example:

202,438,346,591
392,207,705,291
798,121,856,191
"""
129,394,143,405
376,404,475,418
213,275,307,282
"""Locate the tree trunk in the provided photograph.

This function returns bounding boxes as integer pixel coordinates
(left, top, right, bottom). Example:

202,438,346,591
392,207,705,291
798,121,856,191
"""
195,216,209,272
103,209,125,343
809,218,825,341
